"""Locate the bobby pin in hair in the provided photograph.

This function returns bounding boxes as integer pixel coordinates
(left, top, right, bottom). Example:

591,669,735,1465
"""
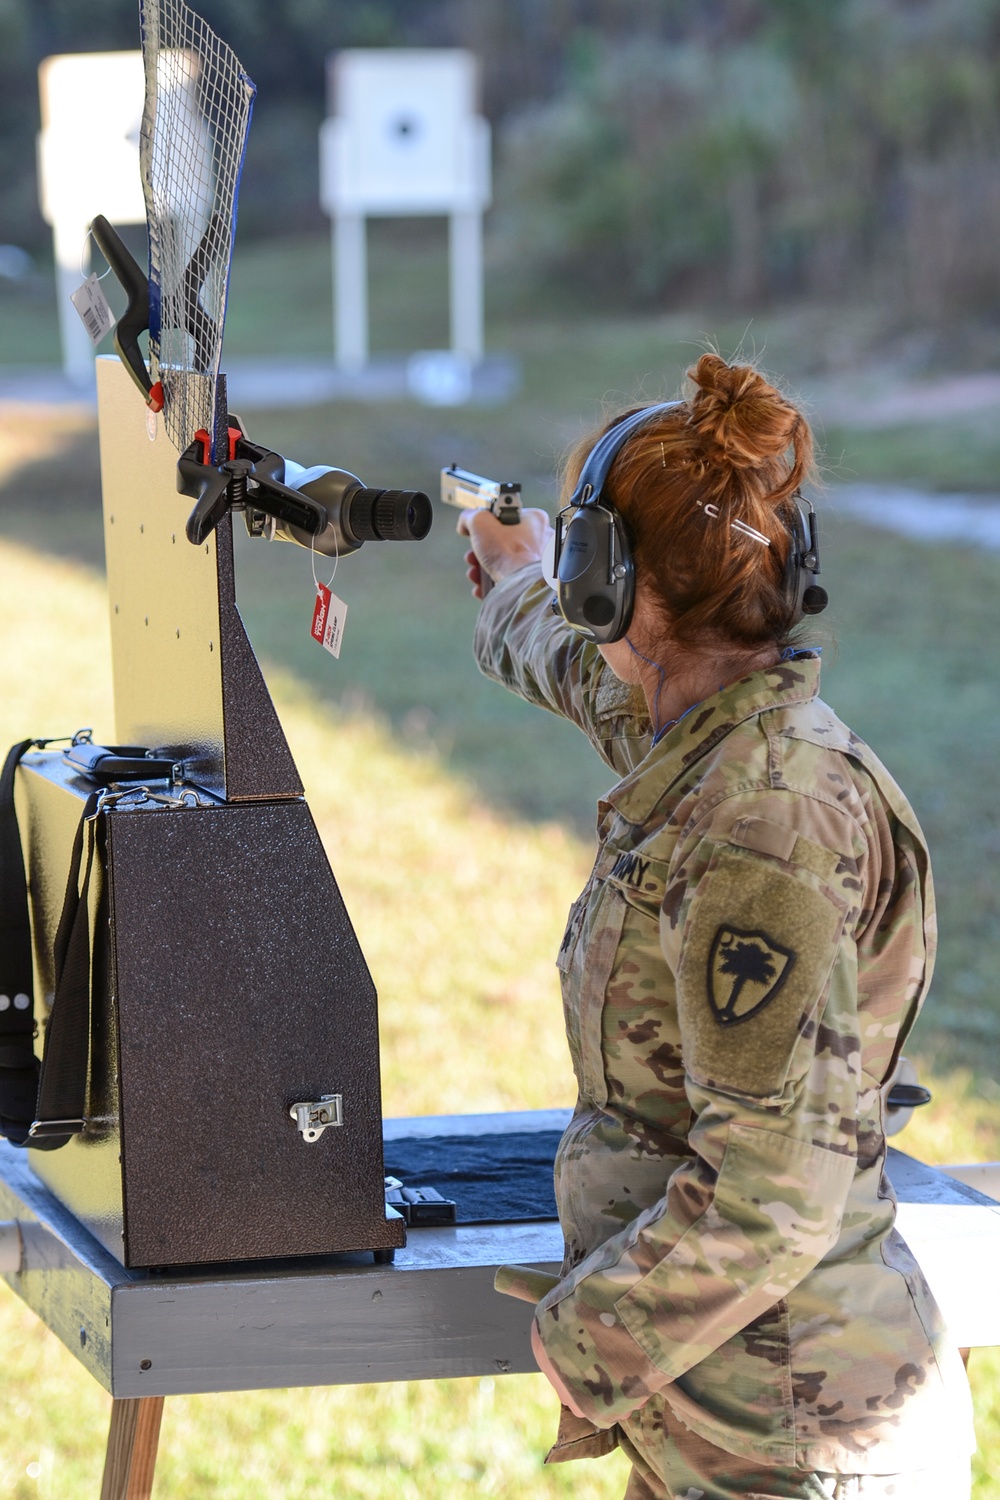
696,500,771,547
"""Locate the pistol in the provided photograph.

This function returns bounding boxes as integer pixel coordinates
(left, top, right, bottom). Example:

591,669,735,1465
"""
440,465,522,596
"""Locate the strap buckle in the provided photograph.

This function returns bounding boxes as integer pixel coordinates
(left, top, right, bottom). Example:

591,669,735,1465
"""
28,1118,86,1139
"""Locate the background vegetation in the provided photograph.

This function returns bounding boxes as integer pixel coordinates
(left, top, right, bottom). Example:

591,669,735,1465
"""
3,0,1000,344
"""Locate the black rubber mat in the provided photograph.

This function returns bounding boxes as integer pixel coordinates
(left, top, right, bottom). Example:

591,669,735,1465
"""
382,1130,562,1224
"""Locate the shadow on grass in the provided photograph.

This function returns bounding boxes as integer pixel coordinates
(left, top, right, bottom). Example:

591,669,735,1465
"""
0,413,106,568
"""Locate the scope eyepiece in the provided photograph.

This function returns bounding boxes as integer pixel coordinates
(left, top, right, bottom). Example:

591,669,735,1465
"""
347,487,432,542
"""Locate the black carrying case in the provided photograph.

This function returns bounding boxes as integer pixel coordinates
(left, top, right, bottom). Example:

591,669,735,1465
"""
2,738,404,1268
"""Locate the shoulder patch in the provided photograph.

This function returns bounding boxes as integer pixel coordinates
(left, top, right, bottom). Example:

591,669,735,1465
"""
676,847,846,1098
708,926,795,1025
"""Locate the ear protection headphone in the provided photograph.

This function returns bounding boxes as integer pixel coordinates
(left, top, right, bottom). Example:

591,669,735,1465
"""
551,402,828,644
782,501,829,624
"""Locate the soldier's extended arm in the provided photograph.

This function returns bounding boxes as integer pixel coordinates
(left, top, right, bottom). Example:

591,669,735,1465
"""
472,570,651,776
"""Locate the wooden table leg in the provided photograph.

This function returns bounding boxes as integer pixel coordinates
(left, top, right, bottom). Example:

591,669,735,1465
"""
100,1397,164,1500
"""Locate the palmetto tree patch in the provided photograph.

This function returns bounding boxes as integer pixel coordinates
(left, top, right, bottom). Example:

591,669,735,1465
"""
708,927,795,1026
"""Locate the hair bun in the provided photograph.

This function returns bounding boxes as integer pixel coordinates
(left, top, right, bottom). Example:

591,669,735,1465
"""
687,352,802,472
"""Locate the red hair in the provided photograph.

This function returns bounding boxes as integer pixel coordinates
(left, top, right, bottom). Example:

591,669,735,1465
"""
561,353,815,649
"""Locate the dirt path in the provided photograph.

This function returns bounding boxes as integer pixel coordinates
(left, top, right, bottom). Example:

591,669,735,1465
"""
830,483,1000,546
805,371,1000,428
4,368,1000,554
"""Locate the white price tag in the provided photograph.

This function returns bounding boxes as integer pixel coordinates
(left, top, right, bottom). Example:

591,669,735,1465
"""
70,273,116,346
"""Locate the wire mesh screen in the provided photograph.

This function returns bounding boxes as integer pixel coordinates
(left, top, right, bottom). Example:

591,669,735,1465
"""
139,0,256,458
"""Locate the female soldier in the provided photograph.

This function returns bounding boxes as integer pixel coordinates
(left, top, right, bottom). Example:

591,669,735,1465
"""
458,354,974,1500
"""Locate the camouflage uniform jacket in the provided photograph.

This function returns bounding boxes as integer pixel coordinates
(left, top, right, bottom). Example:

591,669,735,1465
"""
475,567,974,1475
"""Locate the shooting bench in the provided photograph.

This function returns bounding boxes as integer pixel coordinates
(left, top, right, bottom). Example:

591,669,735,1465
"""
1,1112,999,1497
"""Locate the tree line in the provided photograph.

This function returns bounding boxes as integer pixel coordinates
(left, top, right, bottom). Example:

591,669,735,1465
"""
3,0,999,320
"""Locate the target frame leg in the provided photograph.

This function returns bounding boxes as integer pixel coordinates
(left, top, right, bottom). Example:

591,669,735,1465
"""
334,211,368,370
100,1396,164,1500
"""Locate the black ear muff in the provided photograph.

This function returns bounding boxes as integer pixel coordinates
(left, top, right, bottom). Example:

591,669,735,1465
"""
554,505,634,644
553,400,683,644
783,499,828,625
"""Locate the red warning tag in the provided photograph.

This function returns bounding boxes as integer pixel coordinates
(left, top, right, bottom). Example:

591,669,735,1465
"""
310,583,347,658
311,583,331,642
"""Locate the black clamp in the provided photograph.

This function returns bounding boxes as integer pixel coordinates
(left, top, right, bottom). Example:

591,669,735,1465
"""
176,426,328,547
89,211,222,413
89,215,164,415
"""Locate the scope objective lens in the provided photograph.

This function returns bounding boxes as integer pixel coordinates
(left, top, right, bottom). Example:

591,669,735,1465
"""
347,487,432,542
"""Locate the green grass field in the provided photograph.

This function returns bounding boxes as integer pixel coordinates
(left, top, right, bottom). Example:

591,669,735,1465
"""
1,234,1000,1494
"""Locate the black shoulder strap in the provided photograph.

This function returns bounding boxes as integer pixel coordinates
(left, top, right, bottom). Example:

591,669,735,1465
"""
0,741,102,1150
30,788,102,1148
0,741,42,1144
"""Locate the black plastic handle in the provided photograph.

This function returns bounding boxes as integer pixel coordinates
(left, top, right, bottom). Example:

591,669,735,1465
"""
886,1083,932,1110
244,450,328,536
89,215,163,411
179,450,234,546
180,211,222,376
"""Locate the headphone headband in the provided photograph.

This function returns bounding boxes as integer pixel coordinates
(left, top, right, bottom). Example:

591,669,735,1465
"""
568,400,684,510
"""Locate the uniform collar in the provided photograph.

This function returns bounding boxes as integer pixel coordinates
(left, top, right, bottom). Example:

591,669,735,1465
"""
604,652,822,826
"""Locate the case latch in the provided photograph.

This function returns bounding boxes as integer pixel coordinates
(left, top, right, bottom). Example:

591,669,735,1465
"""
289,1094,343,1143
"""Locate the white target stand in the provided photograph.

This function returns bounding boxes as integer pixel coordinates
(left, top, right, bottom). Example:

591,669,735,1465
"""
37,52,146,388
320,50,491,399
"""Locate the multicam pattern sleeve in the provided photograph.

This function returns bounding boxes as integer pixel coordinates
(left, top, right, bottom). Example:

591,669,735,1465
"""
473,564,651,775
